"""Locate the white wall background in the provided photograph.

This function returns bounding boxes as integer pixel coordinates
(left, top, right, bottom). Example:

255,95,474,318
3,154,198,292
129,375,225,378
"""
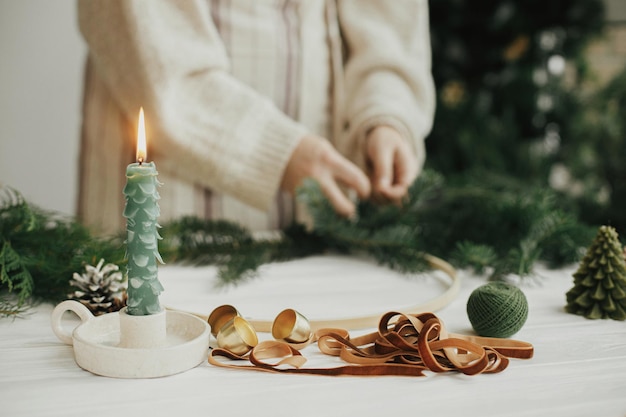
0,0,85,216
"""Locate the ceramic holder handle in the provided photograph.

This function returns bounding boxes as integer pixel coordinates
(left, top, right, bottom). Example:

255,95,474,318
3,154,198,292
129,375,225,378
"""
51,300,95,345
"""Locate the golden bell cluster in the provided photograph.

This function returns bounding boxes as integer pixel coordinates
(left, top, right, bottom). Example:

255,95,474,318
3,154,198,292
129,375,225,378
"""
208,305,312,355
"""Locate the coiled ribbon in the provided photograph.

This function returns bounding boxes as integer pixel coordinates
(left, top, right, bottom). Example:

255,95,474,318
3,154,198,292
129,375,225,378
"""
208,311,534,377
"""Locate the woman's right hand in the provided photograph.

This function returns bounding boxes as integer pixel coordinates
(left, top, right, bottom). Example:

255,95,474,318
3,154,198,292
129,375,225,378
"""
280,134,370,218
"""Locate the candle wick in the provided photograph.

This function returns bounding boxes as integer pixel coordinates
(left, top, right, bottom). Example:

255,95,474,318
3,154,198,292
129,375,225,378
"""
138,158,144,166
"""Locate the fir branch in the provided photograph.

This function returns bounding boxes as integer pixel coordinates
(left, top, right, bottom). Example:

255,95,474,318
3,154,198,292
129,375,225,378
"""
0,296,31,319
217,250,268,285
451,241,498,275
0,186,126,312
160,217,255,266
159,218,327,285
369,245,431,274
0,240,34,305
296,179,431,274
0,166,598,302
410,172,594,278
0,186,36,236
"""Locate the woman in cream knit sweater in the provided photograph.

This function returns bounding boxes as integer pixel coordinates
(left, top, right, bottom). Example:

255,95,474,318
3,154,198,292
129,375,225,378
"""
77,0,435,234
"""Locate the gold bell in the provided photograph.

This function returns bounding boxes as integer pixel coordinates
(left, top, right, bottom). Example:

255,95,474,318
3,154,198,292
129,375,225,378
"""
216,316,258,355
207,304,241,337
272,308,312,344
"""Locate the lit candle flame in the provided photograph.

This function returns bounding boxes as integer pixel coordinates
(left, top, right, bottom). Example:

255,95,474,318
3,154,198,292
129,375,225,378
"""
136,107,147,164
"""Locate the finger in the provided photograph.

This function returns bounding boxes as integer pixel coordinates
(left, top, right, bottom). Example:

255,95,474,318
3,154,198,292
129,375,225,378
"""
393,147,418,188
377,149,415,201
370,144,395,193
318,177,356,218
328,153,371,199
380,183,408,201
369,192,395,206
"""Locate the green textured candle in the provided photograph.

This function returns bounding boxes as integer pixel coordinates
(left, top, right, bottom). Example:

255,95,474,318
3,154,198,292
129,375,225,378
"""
122,109,164,315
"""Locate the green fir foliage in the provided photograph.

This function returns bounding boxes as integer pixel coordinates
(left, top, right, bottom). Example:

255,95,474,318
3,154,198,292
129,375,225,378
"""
159,172,594,284
0,187,125,315
406,173,591,277
0,168,600,313
451,242,498,276
144,173,581,285
159,217,326,285
566,226,626,320
0,164,601,314
0,241,33,306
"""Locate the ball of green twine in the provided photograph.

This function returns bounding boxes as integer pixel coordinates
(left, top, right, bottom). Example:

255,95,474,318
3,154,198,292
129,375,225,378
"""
466,282,528,338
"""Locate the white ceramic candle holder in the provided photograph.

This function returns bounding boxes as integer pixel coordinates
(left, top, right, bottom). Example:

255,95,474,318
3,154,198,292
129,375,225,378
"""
51,300,210,378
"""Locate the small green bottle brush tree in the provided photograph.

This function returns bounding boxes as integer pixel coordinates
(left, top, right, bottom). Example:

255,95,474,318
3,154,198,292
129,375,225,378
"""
566,225,626,320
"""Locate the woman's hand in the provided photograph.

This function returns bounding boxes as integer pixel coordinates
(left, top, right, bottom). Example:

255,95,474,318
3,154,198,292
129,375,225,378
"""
365,125,419,203
281,134,370,217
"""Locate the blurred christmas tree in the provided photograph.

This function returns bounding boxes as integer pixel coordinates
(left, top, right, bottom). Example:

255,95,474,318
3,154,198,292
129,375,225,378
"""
554,69,626,232
427,1,611,211
428,0,604,175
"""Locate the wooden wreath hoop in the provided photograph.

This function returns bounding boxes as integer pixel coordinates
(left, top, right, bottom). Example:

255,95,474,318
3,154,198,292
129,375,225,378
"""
179,253,459,332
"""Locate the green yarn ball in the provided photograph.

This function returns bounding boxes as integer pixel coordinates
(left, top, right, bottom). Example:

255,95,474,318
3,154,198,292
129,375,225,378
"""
466,282,529,338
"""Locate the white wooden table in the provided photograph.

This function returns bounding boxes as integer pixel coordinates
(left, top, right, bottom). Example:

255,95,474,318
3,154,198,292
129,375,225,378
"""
2,255,625,417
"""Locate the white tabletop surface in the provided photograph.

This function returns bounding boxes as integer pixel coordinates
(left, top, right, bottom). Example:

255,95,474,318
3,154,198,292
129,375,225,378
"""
2,254,625,417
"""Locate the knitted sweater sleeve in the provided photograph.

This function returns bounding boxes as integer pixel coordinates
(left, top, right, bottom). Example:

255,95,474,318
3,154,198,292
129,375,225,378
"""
77,0,308,211
336,0,436,170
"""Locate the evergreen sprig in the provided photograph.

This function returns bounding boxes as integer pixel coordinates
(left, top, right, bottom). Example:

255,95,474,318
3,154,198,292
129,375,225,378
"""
159,217,326,285
0,187,126,314
304,171,595,280
295,178,433,274
451,242,498,275
0,169,598,314
0,241,34,306
410,171,595,279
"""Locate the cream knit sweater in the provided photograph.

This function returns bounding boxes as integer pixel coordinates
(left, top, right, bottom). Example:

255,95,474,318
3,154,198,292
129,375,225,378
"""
77,0,435,234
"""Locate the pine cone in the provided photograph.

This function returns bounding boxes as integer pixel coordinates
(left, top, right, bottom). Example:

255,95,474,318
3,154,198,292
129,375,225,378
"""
69,259,127,315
